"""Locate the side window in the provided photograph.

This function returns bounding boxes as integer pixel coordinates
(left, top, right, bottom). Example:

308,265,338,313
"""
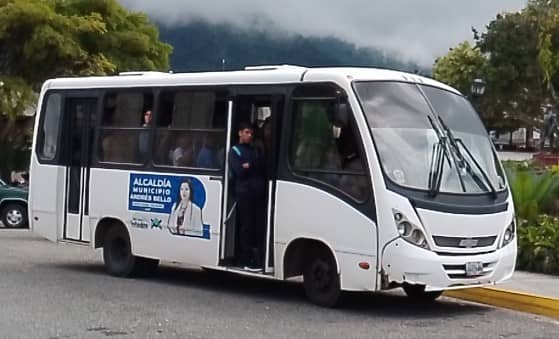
97,91,154,164
289,86,368,201
154,90,227,170
38,93,63,161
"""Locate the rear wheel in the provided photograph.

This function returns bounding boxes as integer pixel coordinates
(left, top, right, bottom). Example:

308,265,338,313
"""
1,203,28,228
403,283,442,302
103,225,142,277
303,248,341,307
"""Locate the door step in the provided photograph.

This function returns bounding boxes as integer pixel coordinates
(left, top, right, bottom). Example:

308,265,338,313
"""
203,265,276,278
60,239,90,246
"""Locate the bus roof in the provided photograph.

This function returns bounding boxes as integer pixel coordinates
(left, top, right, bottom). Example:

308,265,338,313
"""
42,65,460,95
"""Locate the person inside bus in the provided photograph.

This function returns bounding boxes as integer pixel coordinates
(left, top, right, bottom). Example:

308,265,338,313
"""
138,109,152,159
196,133,220,169
171,134,195,167
168,178,204,237
228,122,266,271
253,118,272,175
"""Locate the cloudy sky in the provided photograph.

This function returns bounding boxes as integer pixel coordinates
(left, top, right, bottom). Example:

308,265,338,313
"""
120,0,527,67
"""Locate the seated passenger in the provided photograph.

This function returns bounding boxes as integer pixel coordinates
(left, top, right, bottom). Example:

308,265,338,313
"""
172,135,195,167
196,134,220,169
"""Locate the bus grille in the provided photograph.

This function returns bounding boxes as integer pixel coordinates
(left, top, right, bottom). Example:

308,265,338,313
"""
433,236,497,248
442,262,496,279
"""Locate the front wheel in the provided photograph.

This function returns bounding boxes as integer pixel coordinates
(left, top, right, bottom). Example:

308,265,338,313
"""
403,283,443,302
1,203,28,228
303,249,341,307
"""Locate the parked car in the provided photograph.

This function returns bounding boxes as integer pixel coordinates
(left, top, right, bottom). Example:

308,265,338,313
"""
0,178,29,228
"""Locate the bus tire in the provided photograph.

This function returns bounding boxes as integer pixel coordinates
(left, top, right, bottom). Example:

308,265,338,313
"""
403,283,442,302
103,225,140,277
303,248,341,307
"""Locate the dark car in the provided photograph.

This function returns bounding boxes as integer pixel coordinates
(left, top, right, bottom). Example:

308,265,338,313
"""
0,178,29,228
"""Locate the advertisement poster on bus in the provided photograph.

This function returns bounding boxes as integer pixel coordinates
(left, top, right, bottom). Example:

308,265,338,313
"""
128,173,210,239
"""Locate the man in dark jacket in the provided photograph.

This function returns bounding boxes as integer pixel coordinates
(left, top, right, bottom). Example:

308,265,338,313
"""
229,122,266,271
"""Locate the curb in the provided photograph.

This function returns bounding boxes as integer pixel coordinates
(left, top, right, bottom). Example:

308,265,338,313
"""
444,287,559,320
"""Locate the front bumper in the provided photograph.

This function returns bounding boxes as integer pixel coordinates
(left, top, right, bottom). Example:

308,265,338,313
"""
381,237,517,291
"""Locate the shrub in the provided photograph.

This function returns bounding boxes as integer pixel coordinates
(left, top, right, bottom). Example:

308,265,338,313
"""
505,166,559,224
517,215,559,274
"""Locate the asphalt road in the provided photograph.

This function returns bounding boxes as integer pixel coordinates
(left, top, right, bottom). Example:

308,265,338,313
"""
1,230,557,339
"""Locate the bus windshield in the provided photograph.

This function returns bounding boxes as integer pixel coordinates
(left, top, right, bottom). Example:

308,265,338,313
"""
354,81,506,194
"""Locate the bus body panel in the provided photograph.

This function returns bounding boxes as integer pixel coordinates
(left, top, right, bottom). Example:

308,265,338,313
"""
89,168,223,266
381,236,516,291
416,208,513,253
44,69,306,91
275,181,378,291
377,189,516,290
29,161,64,242
29,85,62,242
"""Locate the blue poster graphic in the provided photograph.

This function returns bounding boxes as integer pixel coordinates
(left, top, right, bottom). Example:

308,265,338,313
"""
128,173,210,239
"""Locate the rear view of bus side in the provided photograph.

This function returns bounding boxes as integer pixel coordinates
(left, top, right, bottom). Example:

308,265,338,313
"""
29,66,516,307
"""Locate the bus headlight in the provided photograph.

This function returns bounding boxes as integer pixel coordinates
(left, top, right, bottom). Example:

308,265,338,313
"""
500,218,516,248
393,210,430,250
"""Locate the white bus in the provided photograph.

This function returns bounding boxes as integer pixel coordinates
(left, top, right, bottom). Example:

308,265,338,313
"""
29,66,516,306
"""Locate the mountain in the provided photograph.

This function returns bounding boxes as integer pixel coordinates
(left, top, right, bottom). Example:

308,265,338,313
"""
157,20,427,74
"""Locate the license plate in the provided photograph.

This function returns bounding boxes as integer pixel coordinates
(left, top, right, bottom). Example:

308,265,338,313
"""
465,262,483,276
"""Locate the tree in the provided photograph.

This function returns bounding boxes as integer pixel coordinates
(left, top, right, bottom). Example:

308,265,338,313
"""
0,0,172,179
433,2,559,134
0,0,172,83
433,41,487,95
476,11,542,132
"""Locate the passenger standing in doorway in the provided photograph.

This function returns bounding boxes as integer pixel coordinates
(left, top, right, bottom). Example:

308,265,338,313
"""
229,122,266,271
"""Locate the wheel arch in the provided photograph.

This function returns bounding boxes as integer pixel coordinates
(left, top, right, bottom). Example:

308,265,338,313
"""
94,217,130,249
282,237,339,279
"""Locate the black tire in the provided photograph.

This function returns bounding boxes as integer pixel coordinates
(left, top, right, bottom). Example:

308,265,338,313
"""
1,203,28,228
403,283,443,302
103,225,141,277
303,248,342,307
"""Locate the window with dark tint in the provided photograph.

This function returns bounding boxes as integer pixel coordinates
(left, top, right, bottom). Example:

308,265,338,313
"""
289,85,368,201
97,91,154,164
154,90,227,170
39,93,63,161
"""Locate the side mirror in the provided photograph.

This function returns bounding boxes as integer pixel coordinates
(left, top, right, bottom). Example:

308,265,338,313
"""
332,99,349,139
332,125,342,139
333,101,349,127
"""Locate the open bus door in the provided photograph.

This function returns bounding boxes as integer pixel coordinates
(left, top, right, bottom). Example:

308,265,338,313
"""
219,91,285,274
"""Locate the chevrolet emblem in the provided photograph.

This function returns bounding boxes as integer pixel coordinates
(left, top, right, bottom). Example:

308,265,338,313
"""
459,238,479,248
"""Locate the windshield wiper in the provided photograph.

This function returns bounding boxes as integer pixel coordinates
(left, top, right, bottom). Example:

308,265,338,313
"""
437,116,498,198
427,115,454,196
428,139,445,196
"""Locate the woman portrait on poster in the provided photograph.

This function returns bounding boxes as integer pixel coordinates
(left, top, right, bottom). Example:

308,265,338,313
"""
168,178,204,237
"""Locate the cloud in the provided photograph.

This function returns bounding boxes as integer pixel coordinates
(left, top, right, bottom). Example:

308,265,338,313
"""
119,0,526,67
